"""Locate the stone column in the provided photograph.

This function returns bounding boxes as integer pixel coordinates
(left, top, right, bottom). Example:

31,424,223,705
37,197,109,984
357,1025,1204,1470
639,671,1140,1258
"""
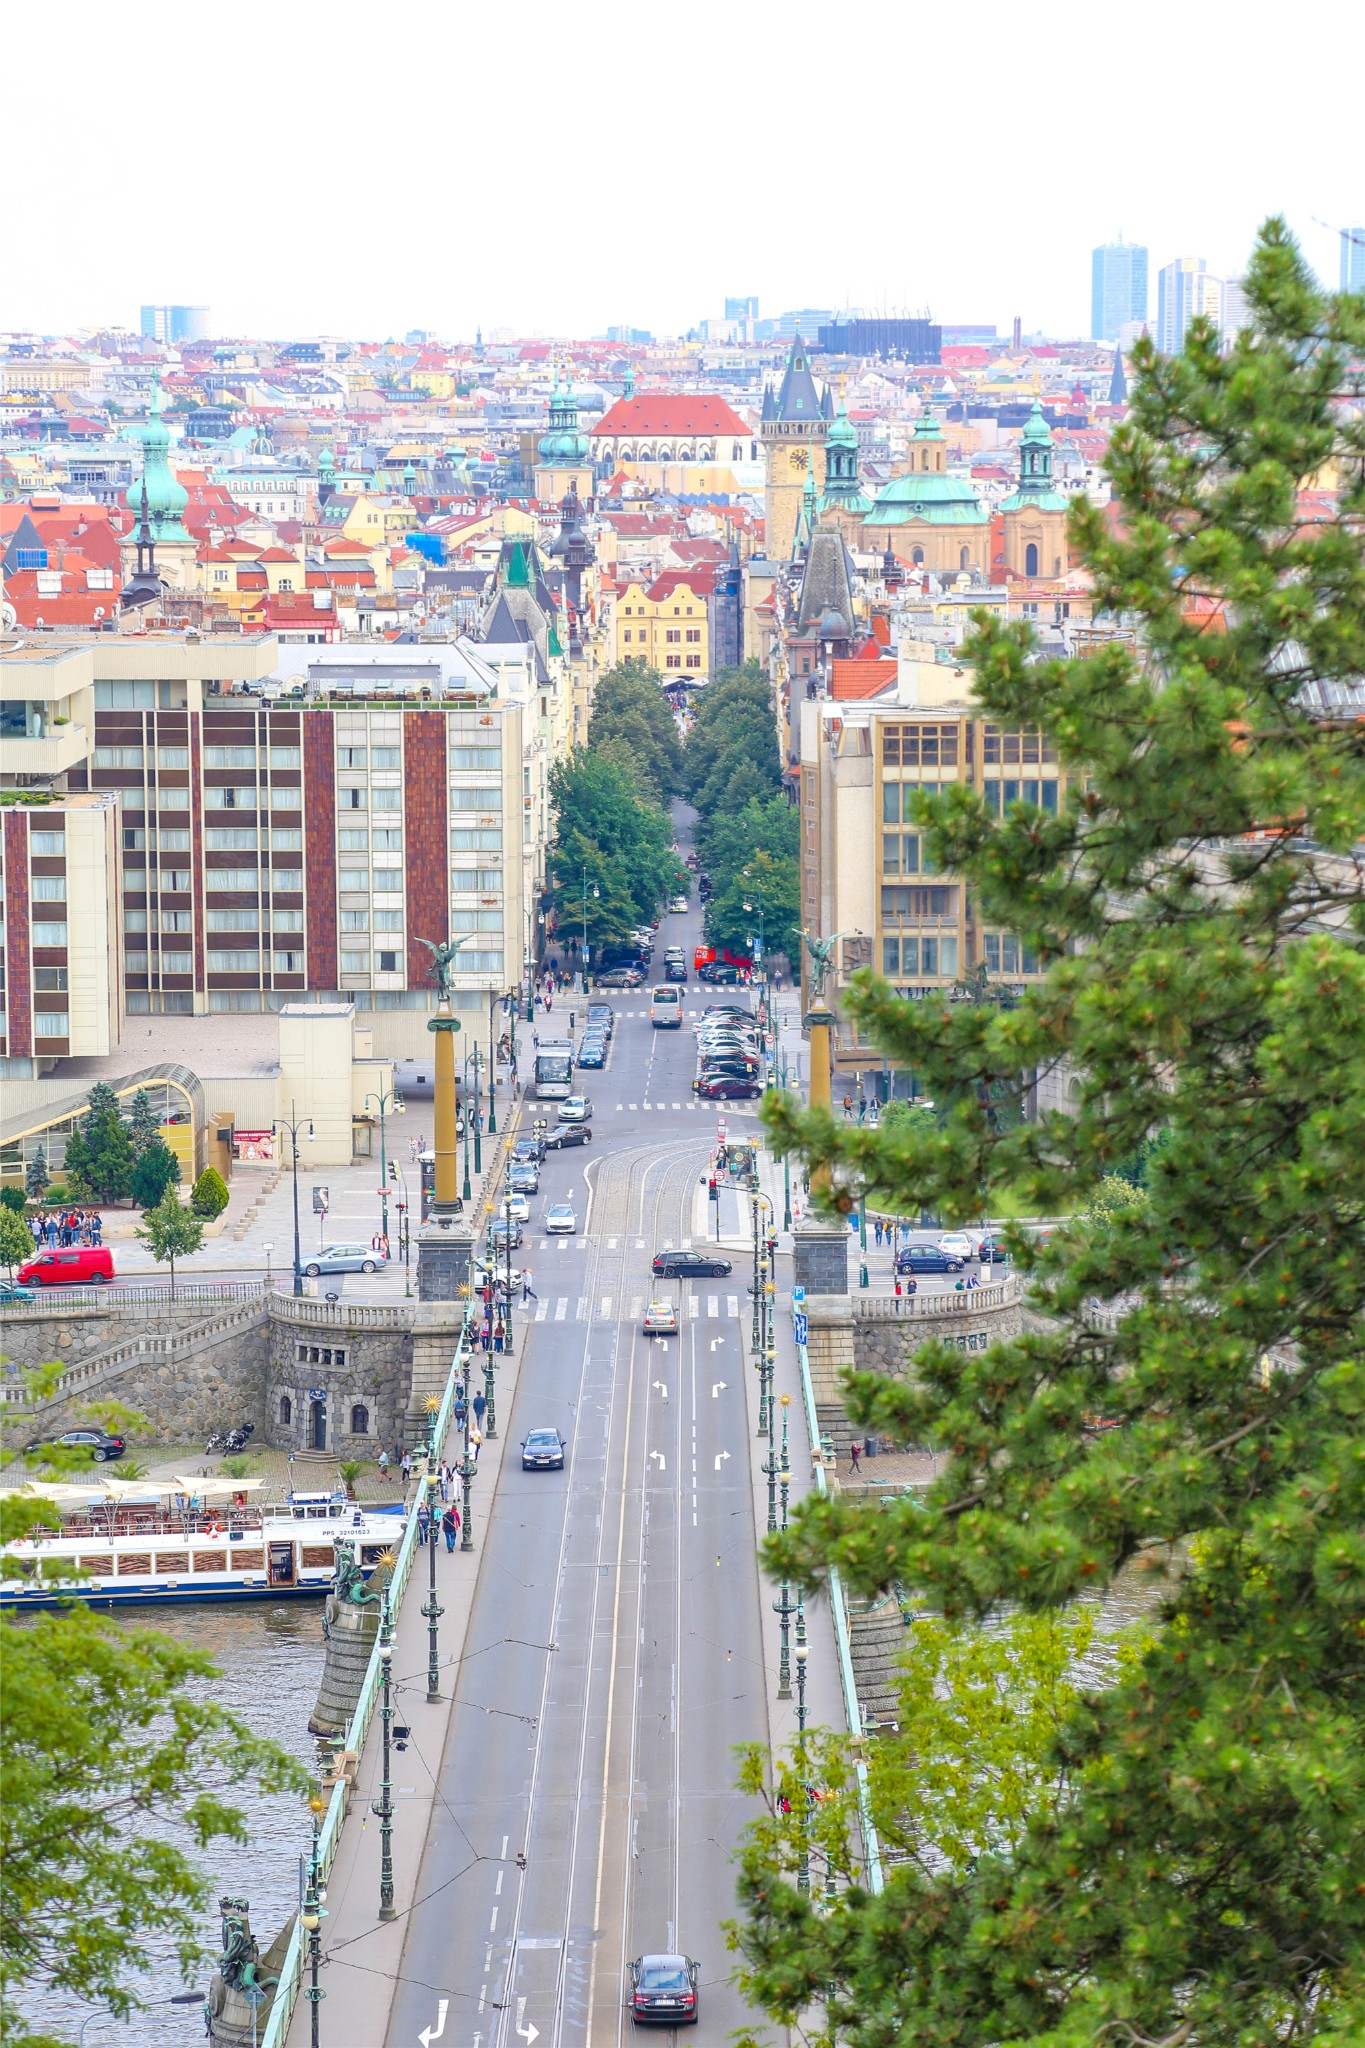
804,996,834,1194
428,1002,462,1215
417,1219,474,1303
792,1215,849,1297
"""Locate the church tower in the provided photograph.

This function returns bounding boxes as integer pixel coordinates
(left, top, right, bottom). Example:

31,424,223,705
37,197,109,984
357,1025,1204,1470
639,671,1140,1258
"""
761,331,828,564
1000,400,1070,583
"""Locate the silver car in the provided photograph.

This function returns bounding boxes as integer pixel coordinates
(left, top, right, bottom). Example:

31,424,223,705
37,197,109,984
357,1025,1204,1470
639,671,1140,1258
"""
304,1242,387,1276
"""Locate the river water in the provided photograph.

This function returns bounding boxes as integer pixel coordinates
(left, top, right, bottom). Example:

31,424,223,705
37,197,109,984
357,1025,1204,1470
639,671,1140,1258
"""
18,1600,327,2048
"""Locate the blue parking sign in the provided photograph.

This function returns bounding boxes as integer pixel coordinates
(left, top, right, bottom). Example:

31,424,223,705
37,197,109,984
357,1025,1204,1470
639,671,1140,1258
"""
793,1312,809,1346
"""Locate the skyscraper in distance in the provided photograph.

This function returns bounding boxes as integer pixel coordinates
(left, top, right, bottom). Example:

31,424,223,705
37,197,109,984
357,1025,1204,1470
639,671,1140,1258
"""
1342,228,1365,294
1091,239,1148,341
1157,257,1222,354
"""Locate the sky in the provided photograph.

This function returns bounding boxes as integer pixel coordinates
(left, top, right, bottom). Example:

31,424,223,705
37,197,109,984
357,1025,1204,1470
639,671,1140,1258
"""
6,0,1362,345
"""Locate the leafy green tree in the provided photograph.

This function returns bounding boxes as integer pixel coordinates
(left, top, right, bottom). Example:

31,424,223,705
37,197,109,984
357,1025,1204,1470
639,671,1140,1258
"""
1085,1170,1151,1221
588,660,685,798
130,1133,181,1211
126,1088,159,1157
62,1084,134,1207
0,1186,26,1218
0,1207,32,1279
704,846,801,963
546,751,680,938
745,223,1365,2047
24,1147,49,1205
134,1187,202,1296
190,1166,230,1219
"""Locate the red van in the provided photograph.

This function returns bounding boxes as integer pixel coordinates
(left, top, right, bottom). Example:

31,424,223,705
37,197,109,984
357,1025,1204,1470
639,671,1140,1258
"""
17,1246,116,1287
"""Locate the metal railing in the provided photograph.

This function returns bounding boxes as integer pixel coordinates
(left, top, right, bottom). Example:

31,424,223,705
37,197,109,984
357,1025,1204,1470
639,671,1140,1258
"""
0,1280,265,1313
792,1307,884,1895
260,1321,472,2048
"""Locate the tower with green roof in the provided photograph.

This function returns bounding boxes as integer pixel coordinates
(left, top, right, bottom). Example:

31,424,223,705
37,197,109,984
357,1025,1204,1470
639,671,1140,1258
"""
761,330,829,563
818,387,874,529
1000,400,1069,582
862,406,989,578
120,376,196,588
533,365,593,506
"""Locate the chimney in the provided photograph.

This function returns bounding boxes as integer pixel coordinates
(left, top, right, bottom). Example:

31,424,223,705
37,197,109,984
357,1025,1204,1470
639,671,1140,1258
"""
1012,315,1022,351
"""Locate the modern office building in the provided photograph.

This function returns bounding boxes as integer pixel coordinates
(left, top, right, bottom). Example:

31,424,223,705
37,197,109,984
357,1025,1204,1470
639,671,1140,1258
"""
1156,257,1222,354
1090,239,1148,341
1221,277,1252,348
139,304,211,345
1342,228,1365,294
724,296,759,322
817,316,942,362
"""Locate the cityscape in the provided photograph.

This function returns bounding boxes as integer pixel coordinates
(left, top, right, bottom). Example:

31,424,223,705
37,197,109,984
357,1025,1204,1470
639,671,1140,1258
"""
2,12,1365,2048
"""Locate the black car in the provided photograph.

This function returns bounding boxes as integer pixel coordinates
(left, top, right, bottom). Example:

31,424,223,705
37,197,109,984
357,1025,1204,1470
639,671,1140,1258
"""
629,1954,699,2026
513,1136,547,1165
699,962,742,985
586,1004,614,1036
596,967,643,989
544,1122,592,1149
23,1427,126,1463
489,1217,523,1249
578,1039,607,1068
652,1249,733,1278
896,1243,966,1275
664,961,687,982
521,1427,566,1471
698,1061,762,1084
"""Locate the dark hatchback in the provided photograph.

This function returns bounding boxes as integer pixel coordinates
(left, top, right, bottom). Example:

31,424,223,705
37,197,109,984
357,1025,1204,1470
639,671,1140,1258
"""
629,1954,699,2025
896,1243,966,1275
521,1427,566,1470
578,1038,608,1068
544,1123,592,1149
696,1075,760,1100
596,967,643,989
652,1249,732,1279
586,1004,615,1036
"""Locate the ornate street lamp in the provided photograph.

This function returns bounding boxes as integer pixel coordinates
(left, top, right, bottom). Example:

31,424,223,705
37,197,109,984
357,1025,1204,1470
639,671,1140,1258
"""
795,1595,811,1895
779,1394,791,1529
422,1397,443,1704
773,1573,795,1700
373,1578,396,1920
301,1793,327,2045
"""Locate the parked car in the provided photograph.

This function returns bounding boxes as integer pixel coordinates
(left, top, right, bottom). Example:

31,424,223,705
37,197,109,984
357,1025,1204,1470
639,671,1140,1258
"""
629,1954,700,2026
699,963,741,984
668,895,689,913
896,1243,966,1275
664,961,687,983
978,1234,1007,1264
937,1232,979,1261
513,1136,547,1165
596,967,643,989
508,1163,540,1195
500,1192,531,1223
544,1123,592,1150
652,1248,732,1279
0,1280,38,1304
488,1218,523,1250
17,1245,116,1287
545,1202,577,1235
586,1003,615,1036
643,1299,679,1334
696,1075,761,1101
23,1427,126,1463
521,1427,566,1471
557,1095,593,1123
303,1243,387,1276
578,1037,607,1068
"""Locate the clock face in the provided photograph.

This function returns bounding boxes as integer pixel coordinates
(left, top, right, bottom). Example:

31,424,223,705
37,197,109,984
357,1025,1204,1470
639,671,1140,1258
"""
791,448,808,473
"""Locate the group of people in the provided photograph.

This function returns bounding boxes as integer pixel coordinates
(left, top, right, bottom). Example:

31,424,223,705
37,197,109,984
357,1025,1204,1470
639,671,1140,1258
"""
28,1208,102,1250
841,1093,881,1125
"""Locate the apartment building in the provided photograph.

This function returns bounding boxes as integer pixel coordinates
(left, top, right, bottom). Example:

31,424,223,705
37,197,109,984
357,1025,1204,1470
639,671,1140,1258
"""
798,662,1065,1071
0,790,122,1066
0,634,535,1073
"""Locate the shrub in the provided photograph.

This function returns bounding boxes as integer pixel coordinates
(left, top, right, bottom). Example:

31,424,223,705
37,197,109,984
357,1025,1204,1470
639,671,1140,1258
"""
190,1168,229,1220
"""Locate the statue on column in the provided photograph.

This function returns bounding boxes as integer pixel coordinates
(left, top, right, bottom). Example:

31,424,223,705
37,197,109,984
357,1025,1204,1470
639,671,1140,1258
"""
416,933,474,1002
798,929,847,1005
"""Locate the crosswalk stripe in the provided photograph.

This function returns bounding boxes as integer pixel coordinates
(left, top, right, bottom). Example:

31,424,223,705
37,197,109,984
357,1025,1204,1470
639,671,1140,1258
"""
599,1295,612,1318
688,1297,701,1319
635,1237,645,1249
643,1101,652,1110
608,1237,618,1249
535,1300,548,1321
554,1298,567,1321
615,1103,624,1112
576,1297,588,1320
629,1102,638,1111
707,1294,719,1318
672,1101,681,1110
727,1295,739,1318
629,1296,642,1320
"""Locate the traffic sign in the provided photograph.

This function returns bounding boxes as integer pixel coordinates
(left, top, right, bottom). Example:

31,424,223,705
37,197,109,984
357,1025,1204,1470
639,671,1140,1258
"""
793,1312,809,1346
792,1284,806,1305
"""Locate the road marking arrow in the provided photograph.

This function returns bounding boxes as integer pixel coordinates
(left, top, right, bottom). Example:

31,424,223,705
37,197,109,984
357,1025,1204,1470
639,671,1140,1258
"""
419,1999,449,2047
710,1336,725,1351
714,1450,731,1471
711,1381,727,1398
653,1380,669,1399
516,1996,539,2045
650,1450,666,1472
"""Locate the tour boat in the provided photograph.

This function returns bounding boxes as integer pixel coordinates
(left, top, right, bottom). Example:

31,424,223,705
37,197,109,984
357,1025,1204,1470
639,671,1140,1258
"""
0,1480,406,1609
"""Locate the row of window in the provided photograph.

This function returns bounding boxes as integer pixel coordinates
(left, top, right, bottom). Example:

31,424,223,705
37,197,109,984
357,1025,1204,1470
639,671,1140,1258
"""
100,784,304,812
123,908,306,933
981,933,1039,975
338,828,402,851
982,727,1058,766
339,870,404,893
341,909,405,933
664,655,703,669
881,723,962,767
983,778,1060,815
882,934,960,979
881,833,936,877
93,745,304,770
881,886,958,922
342,950,402,973
30,831,65,855
337,746,401,768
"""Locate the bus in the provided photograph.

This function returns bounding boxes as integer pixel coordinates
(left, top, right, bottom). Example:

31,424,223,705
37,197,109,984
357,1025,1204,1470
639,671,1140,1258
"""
650,985,683,1030
533,1037,575,1098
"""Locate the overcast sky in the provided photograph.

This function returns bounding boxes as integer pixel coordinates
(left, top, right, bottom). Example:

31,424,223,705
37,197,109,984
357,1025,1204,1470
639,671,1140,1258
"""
6,0,1361,345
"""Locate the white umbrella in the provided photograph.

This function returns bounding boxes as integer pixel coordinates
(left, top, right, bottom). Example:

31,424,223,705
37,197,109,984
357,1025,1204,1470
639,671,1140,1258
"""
171,1474,267,1499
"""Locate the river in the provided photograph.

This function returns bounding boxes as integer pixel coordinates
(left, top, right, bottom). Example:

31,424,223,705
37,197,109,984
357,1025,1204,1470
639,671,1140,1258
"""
17,1599,327,2048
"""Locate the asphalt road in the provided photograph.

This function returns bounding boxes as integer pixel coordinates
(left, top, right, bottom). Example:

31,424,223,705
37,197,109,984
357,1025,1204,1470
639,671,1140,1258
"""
385,898,775,2048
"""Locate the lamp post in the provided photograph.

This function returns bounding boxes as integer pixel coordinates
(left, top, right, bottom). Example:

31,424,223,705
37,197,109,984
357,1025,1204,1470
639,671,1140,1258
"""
750,1186,775,1436
859,1188,869,1291
581,869,599,988
364,1088,402,1248
795,1595,810,1894
463,1050,483,1177
301,1793,326,2046
461,1065,473,1204
422,1396,443,1703
779,1394,791,1529
373,1580,396,1919
765,1415,779,1535
500,1180,514,1367
505,985,519,1078
459,1344,476,1553
773,1572,794,1700
272,1102,314,1297
779,1047,793,1231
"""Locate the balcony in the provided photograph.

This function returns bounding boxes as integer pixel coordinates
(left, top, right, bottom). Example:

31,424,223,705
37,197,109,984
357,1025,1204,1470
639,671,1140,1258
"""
0,722,91,780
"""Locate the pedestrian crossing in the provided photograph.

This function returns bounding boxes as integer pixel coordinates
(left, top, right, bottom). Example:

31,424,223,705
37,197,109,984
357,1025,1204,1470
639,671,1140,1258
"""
609,1100,759,1114
531,1292,747,1324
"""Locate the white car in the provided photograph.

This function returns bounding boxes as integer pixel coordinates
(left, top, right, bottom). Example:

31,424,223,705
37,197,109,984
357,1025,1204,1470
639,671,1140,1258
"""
501,1192,531,1223
643,1300,678,1334
545,1203,577,1235
669,896,689,913
557,1096,593,1123
937,1231,981,1260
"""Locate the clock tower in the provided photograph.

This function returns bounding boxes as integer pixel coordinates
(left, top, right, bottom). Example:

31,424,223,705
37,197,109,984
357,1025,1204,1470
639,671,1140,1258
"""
761,331,830,563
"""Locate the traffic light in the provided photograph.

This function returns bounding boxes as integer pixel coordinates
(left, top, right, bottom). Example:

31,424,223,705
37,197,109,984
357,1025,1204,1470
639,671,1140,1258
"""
708,1178,719,1203
389,1161,398,1183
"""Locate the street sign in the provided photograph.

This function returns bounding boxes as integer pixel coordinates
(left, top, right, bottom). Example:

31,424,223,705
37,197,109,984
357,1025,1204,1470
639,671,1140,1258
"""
792,1284,806,1305
312,1186,329,1214
793,1312,809,1346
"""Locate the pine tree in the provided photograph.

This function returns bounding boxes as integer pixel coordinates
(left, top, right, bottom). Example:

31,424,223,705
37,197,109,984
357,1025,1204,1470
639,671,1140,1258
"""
23,1148,48,1204
741,222,1365,2047
63,1085,134,1207
126,1089,159,1157
131,1135,180,1212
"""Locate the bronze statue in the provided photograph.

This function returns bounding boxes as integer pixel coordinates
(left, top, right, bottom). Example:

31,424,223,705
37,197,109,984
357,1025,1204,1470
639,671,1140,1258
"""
415,933,474,1002
332,1546,383,1607
798,928,848,1004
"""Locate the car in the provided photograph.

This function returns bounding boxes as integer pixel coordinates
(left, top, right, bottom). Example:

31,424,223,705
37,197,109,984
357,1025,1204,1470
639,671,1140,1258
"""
596,967,642,989
557,1095,593,1123
0,1279,37,1304
500,1191,531,1223
698,1057,762,1080
643,1299,679,1334
488,1218,523,1250
629,1954,699,2026
545,1202,577,1234
521,1427,566,1470
472,1259,524,1292
513,1136,546,1165
937,1231,980,1260
685,852,700,869
698,1037,759,1060
586,1004,614,1036
896,1243,966,1275
17,1245,116,1287
544,1122,592,1150
508,1163,540,1195
304,1243,387,1276
669,895,689,913
577,1040,607,1068
977,1234,1007,1264
652,1248,733,1279
702,1004,750,1021
23,1427,126,1463
664,961,687,982
696,1075,761,1100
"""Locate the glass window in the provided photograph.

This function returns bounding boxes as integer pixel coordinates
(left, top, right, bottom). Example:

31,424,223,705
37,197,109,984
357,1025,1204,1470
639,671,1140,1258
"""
450,828,501,850
94,680,157,708
371,747,400,768
34,967,68,991
271,868,302,892
31,831,66,855
124,951,149,972
123,828,146,851
273,949,303,973
94,745,145,767
339,786,365,810
207,949,260,971
206,827,258,850
161,951,193,973
450,870,503,892
269,746,301,768
207,870,259,892
160,910,193,933
372,869,403,893
34,1012,69,1036
882,937,900,976
340,950,369,972
450,786,500,810
31,875,66,900
160,870,192,893
373,909,404,932
372,828,401,850
207,908,258,931
449,746,501,770
124,910,148,933
158,786,190,808
32,922,68,946
270,827,303,850
339,870,369,892
371,787,401,810
158,747,189,768
159,829,191,850
337,747,367,768
205,747,257,768
338,829,369,851
272,908,304,931
268,785,300,810
341,909,369,932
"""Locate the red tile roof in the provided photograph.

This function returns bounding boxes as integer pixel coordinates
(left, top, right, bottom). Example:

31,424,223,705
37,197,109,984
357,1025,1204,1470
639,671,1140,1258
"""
830,658,899,701
592,394,752,440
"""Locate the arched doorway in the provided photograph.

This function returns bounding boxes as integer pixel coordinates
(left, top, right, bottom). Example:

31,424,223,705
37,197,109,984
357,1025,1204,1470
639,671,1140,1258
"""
1025,542,1039,577
310,1397,327,1451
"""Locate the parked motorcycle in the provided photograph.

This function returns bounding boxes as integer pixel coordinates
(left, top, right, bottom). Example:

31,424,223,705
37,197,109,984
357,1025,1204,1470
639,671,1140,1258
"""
206,1422,255,1454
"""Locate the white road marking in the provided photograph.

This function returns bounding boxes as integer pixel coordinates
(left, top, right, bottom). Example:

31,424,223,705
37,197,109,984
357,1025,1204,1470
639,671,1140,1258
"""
599,1294,612,1318
707,1294,719,1318
554,1298,567,1321
688,1296,700,1318
650,1449,666,1471
576,1297,588,1320
727,1294,740,1317
715,1450,731,1470
712,1380,727,1396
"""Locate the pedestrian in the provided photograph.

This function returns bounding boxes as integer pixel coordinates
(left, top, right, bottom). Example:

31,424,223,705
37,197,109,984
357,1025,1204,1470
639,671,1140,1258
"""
493,1321,504,1355
377,1447,390,1476
481,1320,492,1353
473,1390,486,1430
858,1094,868,1123
442,1505,458,1552
842,1093,853,1119
371,1231,384,1255
416,1500,430,1545
849,1441,862,1474
439,1461,451,1501
469,1425,482,1462
521,1268,536,1301
873,1217,882,1248
894,1276,903,1297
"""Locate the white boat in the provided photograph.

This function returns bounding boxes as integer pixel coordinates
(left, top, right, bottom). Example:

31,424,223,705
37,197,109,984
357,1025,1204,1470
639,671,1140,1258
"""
0,1479,406,1610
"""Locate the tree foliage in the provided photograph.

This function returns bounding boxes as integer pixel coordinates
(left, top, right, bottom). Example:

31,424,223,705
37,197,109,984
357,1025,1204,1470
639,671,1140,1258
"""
134,1187,203,1295
745,223,1365,2045
0,1207,31,1277
685,664,782,825
588,661,685,807
61,1085,134,1207
190,1166,230,1219
126,1088,160,1157
686,670,796,957
131,1133,181,1212
546,749,681,943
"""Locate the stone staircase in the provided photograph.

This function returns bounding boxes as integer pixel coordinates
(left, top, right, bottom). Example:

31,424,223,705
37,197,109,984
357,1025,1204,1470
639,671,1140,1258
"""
231,1168,282,1243
18,1297,266,1426
847,1592,914,1735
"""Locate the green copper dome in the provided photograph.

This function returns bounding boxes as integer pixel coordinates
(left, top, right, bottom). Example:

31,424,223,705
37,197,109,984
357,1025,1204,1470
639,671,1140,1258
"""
122,379,190,542
537,369,589,466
